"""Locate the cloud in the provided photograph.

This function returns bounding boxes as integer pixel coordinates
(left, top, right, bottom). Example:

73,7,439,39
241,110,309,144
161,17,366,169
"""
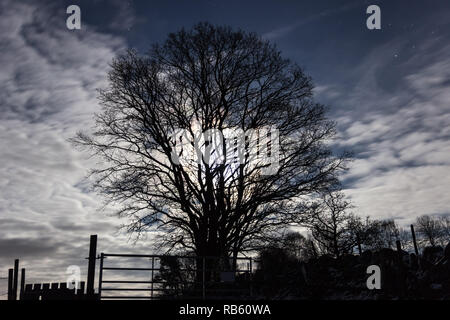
0,237,60,260
107,0,138,31
321,34,450,224
0,0,151,296
262,1,361,40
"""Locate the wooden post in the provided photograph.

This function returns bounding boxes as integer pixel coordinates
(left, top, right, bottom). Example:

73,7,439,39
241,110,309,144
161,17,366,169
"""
86,235,97,297
7,268,13,300
396,240,402,260
20,268,25,300
411,224,419,256
13,259,19,300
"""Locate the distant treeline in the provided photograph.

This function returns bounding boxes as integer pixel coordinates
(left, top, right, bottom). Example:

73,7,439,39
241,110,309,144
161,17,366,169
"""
268,213,450,260
153,213,450,299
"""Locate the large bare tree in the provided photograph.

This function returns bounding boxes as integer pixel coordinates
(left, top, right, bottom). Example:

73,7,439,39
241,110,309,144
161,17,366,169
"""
72,23,347,263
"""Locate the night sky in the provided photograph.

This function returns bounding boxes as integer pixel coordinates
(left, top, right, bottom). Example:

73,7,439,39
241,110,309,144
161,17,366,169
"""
1,0,449,295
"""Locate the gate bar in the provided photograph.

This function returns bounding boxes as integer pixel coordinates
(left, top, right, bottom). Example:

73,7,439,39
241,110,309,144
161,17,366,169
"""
98,252,104,297
103,253,250,260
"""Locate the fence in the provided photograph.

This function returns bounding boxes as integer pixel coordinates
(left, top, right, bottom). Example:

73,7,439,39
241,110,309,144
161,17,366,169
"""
98,253,254,300
22,281,90,300
5,235,100,301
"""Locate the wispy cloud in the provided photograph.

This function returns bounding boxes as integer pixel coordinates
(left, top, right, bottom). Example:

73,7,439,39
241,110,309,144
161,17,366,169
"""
262,1,361,40
107,0,138,31
0,0,150,294
320,35,450,224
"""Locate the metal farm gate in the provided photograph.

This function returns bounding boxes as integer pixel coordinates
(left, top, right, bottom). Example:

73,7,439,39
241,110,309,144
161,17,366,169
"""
98,253,254,300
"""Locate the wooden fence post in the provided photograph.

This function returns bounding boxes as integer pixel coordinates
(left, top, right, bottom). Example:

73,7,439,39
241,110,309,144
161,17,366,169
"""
7,268,13,300
396,240,403,261
13,259,19,300
20,268,25,300
86,235,97,298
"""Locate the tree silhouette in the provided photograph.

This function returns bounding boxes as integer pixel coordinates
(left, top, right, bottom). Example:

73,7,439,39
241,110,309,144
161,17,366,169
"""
346,215,381,253
440,216,450,240
372,219,401,250
71,23,348,264
416,215,442,247
302,191,355,258
264,231,316,261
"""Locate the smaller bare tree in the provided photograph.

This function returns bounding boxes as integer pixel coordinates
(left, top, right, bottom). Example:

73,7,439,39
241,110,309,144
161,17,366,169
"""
262,230,315,261
302,191,354,258
371,219,401,250
416,215,442,247
347,215,381,254
439,216,450,242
